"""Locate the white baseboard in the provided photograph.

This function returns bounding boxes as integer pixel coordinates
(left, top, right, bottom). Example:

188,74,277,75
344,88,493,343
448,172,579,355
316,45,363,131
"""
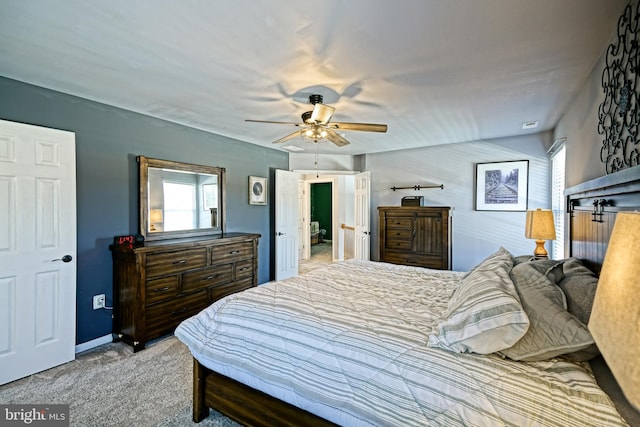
75,334,113,354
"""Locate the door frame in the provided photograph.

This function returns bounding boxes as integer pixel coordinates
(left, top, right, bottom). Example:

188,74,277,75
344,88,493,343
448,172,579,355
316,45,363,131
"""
302,177,337,262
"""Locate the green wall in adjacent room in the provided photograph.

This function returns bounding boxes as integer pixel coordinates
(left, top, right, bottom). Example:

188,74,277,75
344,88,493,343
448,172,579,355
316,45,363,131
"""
310,182,332,239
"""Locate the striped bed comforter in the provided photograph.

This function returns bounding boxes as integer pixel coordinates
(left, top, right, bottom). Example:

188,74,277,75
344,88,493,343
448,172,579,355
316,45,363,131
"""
175,259,627,426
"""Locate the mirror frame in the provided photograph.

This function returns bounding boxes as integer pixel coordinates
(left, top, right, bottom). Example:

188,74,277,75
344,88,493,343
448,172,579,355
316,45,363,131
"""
138,156,226,241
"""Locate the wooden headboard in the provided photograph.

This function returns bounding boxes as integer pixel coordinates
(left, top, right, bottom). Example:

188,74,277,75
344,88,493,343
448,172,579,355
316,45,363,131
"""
565,166,640,425
565,166,640,274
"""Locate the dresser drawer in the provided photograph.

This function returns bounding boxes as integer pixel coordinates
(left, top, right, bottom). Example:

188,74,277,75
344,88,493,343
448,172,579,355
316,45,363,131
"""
211,242,254,265
146,248,207,278
146,290,209,339
182,263,233,293
145,276,179,305
234,259,254,280
209,277,254,302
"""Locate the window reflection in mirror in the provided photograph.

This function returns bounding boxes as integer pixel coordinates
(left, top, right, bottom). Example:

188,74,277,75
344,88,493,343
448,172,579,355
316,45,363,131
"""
139,156,225,241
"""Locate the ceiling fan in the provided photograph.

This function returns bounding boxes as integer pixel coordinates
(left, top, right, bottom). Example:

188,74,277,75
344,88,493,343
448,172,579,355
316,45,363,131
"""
245,94,387,147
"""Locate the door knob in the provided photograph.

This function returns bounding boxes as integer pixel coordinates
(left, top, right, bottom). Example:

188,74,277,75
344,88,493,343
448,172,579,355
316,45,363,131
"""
276,232,286,236
52,255,73,263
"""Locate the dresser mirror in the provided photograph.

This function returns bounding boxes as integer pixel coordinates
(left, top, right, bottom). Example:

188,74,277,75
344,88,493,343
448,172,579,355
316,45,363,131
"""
138,156,226,241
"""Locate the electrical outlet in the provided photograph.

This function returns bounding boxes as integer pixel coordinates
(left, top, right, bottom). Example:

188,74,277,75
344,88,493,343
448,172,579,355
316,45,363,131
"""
93,294,105,310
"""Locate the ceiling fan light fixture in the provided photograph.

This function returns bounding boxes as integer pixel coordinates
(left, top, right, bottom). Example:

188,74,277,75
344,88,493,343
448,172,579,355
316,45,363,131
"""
301,125,329,142
246,92,386,147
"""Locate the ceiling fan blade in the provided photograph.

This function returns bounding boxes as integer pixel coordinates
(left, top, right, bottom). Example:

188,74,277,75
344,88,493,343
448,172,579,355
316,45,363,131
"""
273,130,302,144
310,103,335,125
245,119,303,126
331,122,388,133
326,129,350,147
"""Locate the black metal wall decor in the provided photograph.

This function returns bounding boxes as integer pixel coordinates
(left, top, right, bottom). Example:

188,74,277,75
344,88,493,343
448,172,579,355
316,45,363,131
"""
598,1,640,174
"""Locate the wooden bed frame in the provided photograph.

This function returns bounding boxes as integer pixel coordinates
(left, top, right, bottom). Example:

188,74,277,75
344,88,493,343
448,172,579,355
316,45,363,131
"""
191,167,640,426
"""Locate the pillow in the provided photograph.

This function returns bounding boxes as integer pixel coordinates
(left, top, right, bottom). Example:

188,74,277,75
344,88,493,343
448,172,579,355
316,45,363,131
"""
529,259,565,284
428,247,529,354
460,247,515,280
557,257,597,324
556,258,600,361
500,262,594,361
513,255,535,265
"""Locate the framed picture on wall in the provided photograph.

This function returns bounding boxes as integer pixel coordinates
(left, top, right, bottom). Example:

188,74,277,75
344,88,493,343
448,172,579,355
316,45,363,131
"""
249,176,267,205
475,160,529,211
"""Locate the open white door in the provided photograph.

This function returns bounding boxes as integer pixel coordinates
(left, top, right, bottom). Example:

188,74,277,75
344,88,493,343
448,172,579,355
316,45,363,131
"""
354,171,371,260
275,170,299,280
297,180,306,260
0,119,77,385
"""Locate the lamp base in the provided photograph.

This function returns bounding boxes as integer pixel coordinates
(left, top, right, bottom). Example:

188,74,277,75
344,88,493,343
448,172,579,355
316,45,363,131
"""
532,239,549,259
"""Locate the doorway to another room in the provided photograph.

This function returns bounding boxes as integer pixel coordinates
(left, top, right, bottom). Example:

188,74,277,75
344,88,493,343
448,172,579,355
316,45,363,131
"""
299,182,333,274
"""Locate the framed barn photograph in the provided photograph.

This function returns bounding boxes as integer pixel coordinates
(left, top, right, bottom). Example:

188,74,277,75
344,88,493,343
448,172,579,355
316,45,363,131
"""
475,160,529,211
249,176,267,205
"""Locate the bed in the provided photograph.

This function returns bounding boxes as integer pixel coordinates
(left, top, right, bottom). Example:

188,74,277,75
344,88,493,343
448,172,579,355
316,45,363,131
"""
175,167,640,426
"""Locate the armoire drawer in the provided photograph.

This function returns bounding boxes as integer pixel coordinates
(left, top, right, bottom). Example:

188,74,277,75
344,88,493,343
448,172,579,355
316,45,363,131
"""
383,251,444,268
145,248,207,278
385,228,413,239
385,217,413,228
385,239,413,251
182,263,233,293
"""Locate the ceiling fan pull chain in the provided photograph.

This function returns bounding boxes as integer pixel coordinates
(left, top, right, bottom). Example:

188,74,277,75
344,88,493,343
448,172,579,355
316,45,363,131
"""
315,142,319,178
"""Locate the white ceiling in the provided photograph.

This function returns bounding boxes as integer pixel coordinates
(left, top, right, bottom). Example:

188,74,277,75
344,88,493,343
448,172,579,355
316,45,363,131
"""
0,1,628,155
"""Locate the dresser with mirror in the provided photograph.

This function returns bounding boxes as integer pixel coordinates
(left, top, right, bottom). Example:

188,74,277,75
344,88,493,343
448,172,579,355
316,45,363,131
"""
110,156,260,351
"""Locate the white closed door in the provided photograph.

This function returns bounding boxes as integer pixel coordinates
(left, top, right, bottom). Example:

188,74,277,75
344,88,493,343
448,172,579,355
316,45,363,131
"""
275,169,299,280
354,171,371,260
0,119,77,385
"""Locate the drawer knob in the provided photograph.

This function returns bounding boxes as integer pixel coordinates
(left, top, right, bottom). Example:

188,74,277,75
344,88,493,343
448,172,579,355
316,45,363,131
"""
230,250,240,254
203,274,219,280
171,307,187,316
152,286,170,293
173,260,187,265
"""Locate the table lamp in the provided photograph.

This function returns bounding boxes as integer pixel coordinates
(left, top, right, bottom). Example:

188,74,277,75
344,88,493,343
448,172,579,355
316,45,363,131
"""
588,211,640,410
524,208,556,259
149,209,163,231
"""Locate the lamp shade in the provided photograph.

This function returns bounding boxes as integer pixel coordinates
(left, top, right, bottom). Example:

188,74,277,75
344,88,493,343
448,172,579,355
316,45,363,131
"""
588,211,640,410
149,209,163,223
524,208,556,240
309,103,335,124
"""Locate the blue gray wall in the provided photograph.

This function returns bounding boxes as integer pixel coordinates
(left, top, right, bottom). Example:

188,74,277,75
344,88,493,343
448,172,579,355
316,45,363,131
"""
0,77,287,345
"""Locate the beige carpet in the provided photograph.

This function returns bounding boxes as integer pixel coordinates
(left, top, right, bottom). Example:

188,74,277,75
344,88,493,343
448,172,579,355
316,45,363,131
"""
0,336,240,427
299,241,333,274
0,244,334,426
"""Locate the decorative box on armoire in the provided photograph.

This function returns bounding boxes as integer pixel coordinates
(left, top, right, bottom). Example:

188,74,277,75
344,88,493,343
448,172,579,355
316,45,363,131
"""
378,206,452,270
111,156,261,351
